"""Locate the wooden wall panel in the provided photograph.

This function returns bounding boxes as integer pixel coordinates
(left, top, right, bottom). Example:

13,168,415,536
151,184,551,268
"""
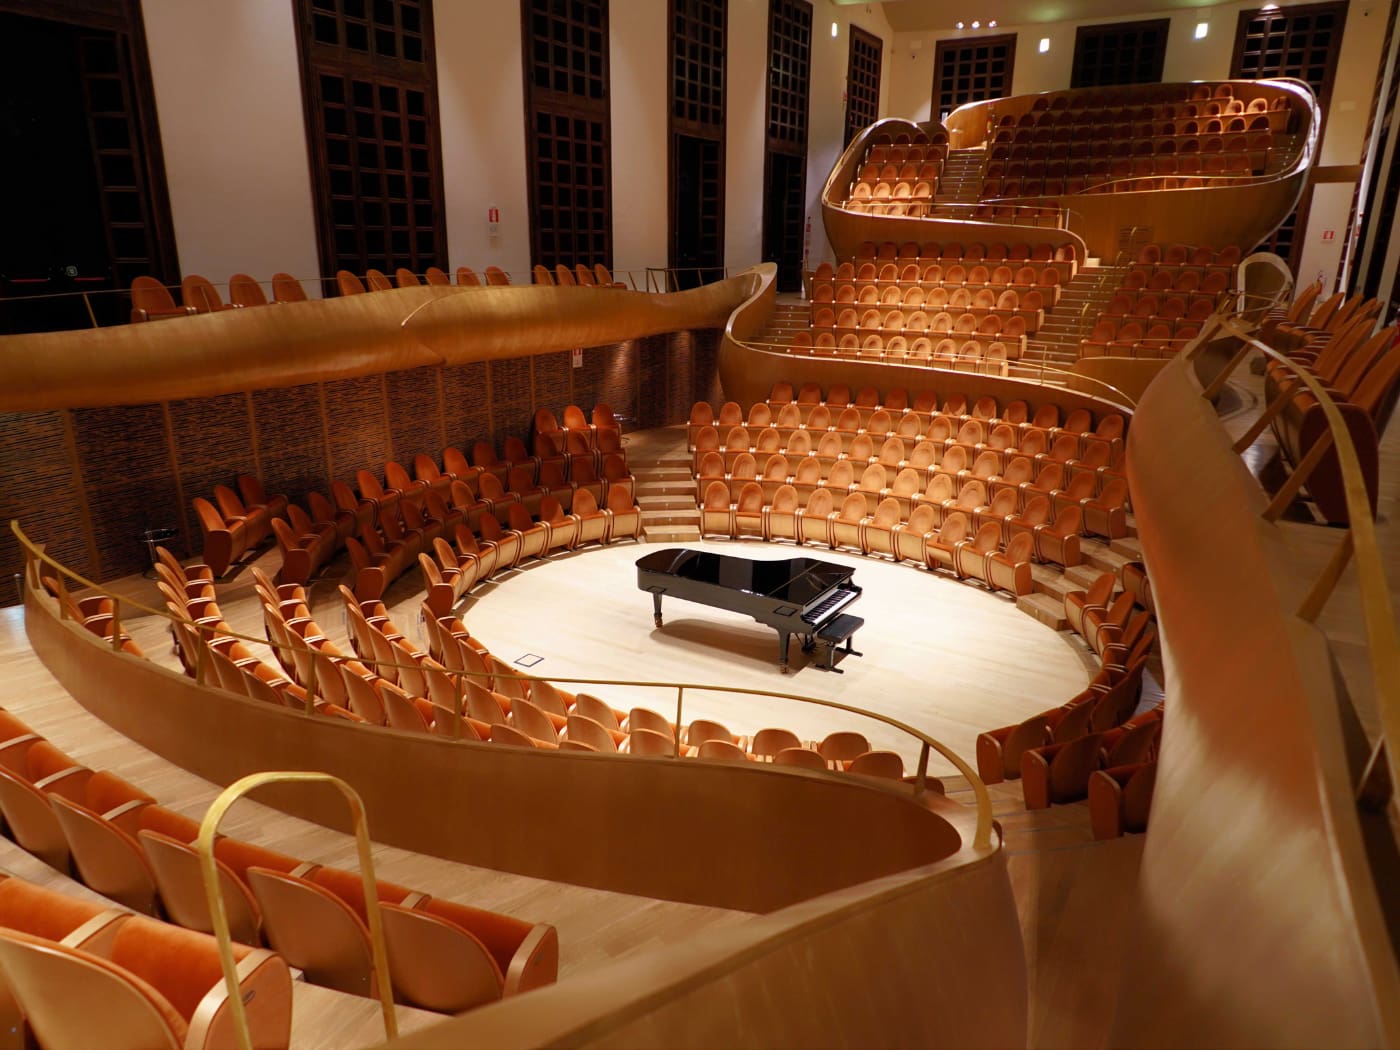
385,367,444,463
71,404,180,578
168,392,256,545
0,410,94,588
487,357,533,445
638,335,670,430
252,383,330,507
533,350,573,411
2,329,716,599
439,361,492,451
323,375,389,478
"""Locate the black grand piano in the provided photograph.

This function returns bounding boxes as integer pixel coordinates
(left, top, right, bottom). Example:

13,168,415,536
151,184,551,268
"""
636,548,863,673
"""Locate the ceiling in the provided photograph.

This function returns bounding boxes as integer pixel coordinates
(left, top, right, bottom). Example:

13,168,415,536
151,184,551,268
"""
833,0,1223,33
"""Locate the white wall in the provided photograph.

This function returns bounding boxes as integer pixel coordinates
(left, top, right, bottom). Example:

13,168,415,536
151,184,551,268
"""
141,0,321,295
805,2,896,267
434,3,531,278
726,0,770,273
610,0,669,277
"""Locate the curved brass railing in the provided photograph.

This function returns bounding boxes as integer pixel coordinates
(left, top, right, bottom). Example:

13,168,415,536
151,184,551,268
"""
1184,315,1400,804
198,772,397,1050
13,520,995,850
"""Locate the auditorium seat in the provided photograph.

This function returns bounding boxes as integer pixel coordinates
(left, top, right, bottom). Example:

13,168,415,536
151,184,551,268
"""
0,918,292,1050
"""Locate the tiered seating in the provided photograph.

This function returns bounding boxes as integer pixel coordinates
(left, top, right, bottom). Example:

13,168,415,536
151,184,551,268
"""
0,649,560,1016
190,475,289,577
1080,243,1241,359
689,385,1129,566
980,85,1291,199
801,240,1078,367
840,128,949,216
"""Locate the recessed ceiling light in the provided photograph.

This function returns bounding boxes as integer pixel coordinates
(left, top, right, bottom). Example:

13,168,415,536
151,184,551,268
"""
971,20,980,29
831,21,838,37
988,20,997,28
1195,21,1209,39
1039,37,1050,53
956,21,964,29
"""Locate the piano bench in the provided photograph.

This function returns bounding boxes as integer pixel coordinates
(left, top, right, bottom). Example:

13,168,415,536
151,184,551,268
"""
815,614,864,673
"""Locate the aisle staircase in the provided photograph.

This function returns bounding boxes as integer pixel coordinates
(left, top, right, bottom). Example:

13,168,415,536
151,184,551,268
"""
1014,261,1127,379
934,148,986,205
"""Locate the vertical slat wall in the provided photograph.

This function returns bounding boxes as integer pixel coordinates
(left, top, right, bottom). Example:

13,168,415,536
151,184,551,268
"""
0,329,720,595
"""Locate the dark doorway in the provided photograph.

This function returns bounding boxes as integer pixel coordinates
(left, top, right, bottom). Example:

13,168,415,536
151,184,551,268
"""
0,5,176,333
763,152,806,292
671,133,723,290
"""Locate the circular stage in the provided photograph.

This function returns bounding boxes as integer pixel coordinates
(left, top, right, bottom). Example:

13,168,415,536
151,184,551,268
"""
402,538,1097,776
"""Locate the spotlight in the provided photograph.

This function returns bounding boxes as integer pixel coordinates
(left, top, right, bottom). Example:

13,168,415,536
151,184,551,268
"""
988,20,997,28
1195,21,1209,39
971,20,980,29
1039,37,1050,53
956,21,964,29
831,21,838,37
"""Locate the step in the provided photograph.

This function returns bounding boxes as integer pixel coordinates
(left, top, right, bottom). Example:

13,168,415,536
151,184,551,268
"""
642,526,702,543
1063,563,1111,589
1016,591,1068,631
1109,536,1144,560
1080,543,1131,576
637,494,697,512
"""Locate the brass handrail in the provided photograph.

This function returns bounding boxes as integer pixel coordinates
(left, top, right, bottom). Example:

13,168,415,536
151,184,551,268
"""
196,772,397,1050
13,521,995,849
1185,315,1400,803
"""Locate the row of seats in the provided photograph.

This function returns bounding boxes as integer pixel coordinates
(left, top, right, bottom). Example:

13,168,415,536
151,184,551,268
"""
755,382,1125,445
696,392,1125,456
841,239,1079,271
322,572,910,780
531,264,628,288
190,476,289,577
0,648,559,1016
51,584,144,657
337,265,512,294
812,264,1065,307
1262,292,1400,523
696,442,1127,553
699,481,1036,596
813,283,1047,319
811,306,1029,349
790,332,1012,371
980,152,1264,198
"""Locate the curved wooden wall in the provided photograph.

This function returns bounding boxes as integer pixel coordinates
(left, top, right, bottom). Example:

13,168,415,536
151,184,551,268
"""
0,278,756,412
25,585,965,914
387,848,1026,1049
1116,357,1400,1046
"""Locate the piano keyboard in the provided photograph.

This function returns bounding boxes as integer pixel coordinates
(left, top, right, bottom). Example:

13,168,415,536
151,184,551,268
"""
802,585,860,625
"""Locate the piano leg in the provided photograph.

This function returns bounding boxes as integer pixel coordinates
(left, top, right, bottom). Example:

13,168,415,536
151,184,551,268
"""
652,591,664,627
778,630,790,674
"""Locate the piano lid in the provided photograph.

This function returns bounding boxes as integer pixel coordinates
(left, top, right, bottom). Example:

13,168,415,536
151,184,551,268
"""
636,548,853,606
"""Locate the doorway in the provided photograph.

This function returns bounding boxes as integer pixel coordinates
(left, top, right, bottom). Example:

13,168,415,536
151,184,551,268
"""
671,133,723,291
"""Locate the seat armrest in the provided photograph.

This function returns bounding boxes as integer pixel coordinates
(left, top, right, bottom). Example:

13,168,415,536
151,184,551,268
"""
503,923,559,997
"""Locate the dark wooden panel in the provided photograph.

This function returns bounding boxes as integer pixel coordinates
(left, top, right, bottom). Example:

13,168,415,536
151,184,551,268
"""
601,340,640,425
386,365,443,463
532,350,573,410
71,401,178,579
169,392,255,541
252,383,329,507
488,357,533,405
490,400,534,446
0,410,92,601
323,374,389,477
439,361,492,452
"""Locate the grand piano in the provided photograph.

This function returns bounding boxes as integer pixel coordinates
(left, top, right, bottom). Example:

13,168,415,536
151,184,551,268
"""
636,548,862,673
